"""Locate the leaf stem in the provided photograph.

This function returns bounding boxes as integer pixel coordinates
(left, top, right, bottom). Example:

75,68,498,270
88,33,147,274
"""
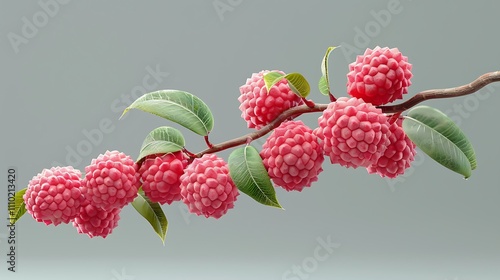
183,148,197,158
301,97,316,108
329,92,336,102
204,135,214,149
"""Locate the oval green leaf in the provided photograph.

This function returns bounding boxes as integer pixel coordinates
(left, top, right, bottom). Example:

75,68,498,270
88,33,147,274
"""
406,105,476,170
131,188,168,244
284,72,311,98
121,90,214,136
263,72,310,98
9,188,27,224
263,71,285,92
137,126,185,163
318,46,338,96
228,145,282,209
403,106,476,178
318,75,329,96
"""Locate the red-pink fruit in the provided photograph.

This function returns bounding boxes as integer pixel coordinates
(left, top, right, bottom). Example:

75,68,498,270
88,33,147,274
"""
82,150,139,210
72,200,120,238
138,152,188,205
23,166,85,226
260,120,324,191
179,154,239,219
238,70,302,130
367,119,416,178
314,97,390,168
347,46,413,105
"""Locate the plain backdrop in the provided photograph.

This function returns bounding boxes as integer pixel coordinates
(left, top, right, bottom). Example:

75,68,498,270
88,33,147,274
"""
1,1,499,279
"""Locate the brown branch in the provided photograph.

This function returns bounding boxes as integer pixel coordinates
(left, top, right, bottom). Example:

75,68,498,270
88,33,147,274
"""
194,71,500,158
379,71,500,113
195,104,327,157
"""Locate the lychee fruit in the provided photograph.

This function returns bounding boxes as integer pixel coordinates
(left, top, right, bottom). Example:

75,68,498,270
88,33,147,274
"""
367,119,417,178
347,46,413,105
260,120,324,191
238,70,303,130
314,97,390,168
179,154,239,219
82,150,139,211
72,199,121,238
138,152,188,205
23,166,85,226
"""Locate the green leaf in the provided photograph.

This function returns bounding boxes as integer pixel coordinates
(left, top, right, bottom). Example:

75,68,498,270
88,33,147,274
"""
263,71,286,92
263,72,310,98
137,126,185,163
318,46,338,96
131,188,168,244
228,145,282,208
403,106,476,178
121,90,214,136
284,72,311,98
9,188,27,224
318,75,329,96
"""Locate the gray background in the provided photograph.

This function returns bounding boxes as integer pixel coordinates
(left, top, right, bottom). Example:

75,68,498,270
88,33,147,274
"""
1,1,499,279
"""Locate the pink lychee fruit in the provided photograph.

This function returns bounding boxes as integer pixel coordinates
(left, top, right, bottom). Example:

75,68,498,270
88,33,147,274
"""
82,150,139,211
260,120,324,191
23,166,85,226
138,152,188,205
314,97,390,168
367,119,417,178
347,46,413,105
238,70,303,130
179,154,239,219
72,199,121,238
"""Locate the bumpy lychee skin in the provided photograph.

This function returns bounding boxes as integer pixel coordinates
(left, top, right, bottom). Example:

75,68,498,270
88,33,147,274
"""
367,119,416,178
347,46,413,105
72,200,121,238
82,150,139,211
314,97,390,168
238,70,302,130
179,154,239,219
23,166,85,226
260,120,324,192
138,152,188,205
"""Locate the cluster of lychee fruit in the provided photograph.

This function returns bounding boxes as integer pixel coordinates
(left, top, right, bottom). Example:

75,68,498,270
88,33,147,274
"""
239,46,416,190
24,46,416,237
24,150,240,237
